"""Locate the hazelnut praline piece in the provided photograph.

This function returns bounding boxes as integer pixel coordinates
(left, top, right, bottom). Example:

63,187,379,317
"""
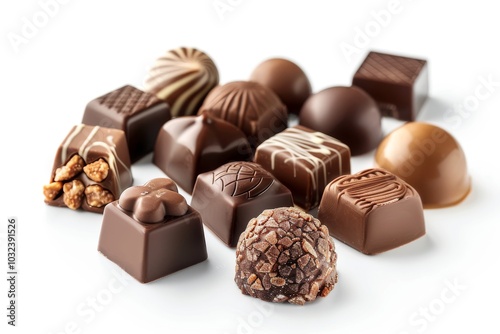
235,207,338,305
375,122,471,208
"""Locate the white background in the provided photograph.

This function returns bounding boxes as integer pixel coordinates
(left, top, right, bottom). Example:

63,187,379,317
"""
1,0,500,333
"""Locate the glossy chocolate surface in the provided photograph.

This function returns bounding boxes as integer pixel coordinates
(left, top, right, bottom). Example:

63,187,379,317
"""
153,114,252,194
250,58,312,115
318,168,425,255
235,207,338,305
375,122,470,208
82,85,171,162
144,47,219,117
191,162,294,247
299,86,382,156
198,81,288,147
98,178,207,283
43,124,133,213
353,51,428,121
254,125,350,211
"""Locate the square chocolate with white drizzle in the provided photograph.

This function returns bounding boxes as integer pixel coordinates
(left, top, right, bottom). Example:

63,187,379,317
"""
42,124,133,213
254,125,351,211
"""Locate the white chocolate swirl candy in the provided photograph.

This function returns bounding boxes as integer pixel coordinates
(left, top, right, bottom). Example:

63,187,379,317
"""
144,47,219,117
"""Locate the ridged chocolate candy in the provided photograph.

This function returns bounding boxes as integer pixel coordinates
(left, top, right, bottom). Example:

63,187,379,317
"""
144,47,219,117
235,207,338,305
198,81,288,147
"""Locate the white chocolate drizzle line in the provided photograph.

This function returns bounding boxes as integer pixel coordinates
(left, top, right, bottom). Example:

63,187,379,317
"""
258,128,348,192
61,125,132,193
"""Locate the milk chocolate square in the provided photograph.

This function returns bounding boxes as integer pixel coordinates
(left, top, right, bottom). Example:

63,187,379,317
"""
98,178,208,283
318,168,426,254
353,51,428,121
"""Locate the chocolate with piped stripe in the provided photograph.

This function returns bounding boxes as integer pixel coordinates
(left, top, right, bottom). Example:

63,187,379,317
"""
318,168,425,254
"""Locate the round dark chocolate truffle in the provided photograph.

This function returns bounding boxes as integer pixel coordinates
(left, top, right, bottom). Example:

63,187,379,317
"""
235,207,338,305
249,58,312,115
144,47,219,117
299,86,382,155
375,122,471,208
198,81,288,147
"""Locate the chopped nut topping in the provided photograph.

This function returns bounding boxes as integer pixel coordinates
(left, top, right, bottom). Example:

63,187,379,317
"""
63,180,85,209
85,185,114,207
54,155,84,182
83,158,109,182
43,181,63,201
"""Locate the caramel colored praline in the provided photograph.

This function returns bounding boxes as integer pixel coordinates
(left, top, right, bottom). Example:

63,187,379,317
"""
375,122,471,208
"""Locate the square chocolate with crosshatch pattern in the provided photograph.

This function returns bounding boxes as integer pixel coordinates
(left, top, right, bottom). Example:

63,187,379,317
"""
191,162,294,247
82,85,171,162
352,51,428,121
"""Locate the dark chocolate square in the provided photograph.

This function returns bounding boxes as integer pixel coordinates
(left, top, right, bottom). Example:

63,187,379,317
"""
352,51,428,121
83,85,171,162
254,125,351,211
191,162,294,247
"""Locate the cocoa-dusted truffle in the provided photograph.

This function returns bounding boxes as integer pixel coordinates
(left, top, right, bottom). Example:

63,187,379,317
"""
235,207,338,305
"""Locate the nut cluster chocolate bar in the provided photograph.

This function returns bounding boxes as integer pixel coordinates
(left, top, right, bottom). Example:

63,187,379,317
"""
43,124,133,213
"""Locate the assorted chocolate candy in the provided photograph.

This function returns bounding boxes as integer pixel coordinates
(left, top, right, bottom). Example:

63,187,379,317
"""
43,124,133,213
82,85,171,162
299,86,382,155
250,58,312,115
191,161,294,247
153,114,252,194
98,178,207,283
375,122,470,208
235,207,338,305
318,168,425,255
254,125,351,211
44,46,472,302
144,47,219,117
352,51,428,121
198,81,288,147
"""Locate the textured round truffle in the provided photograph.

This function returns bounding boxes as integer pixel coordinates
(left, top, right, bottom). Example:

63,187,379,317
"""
250,58,312,115
144,47,219,117
235,207,337,305
375,122,470,208
299,86,382,155
198,81,288,147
